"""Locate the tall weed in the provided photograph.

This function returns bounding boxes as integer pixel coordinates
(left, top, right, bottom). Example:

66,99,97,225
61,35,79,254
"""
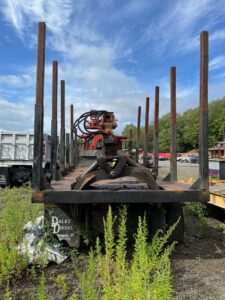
0,187,41,284
75,206,175,300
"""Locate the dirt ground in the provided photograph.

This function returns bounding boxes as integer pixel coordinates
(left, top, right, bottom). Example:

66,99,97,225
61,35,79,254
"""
0,206,224,300
172,207,225,300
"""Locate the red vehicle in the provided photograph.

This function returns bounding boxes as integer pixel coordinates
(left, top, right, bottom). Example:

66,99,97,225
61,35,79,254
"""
158,153,171,160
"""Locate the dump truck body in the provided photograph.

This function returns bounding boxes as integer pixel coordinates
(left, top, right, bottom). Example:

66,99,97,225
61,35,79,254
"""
0,132,51,186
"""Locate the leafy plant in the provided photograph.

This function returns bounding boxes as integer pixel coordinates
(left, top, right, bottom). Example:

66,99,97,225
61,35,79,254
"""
220,222,225,234
55,274,69,297
4,280,12,300
0,187,42,284
74,206,175,300
37,271,46,300
189,203,208,236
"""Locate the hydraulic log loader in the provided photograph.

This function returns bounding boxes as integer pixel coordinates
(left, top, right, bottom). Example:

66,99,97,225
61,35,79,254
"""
32,22,210,247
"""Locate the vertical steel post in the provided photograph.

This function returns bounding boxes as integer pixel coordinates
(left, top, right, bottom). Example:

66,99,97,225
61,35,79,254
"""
74,128,79,165
128,128,133,154
170,67,177,181
59,80,65,171
32,22,46,190
136,106,141,162
69,104,74,167
199,31,209,189
143,97,149,167
51,61,58,180
66,133,70,165
153,86,159,176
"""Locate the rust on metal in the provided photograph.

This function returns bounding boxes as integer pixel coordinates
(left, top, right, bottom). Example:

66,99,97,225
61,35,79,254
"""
153,86,159,176
70,104,74,140
170,66,177,181
41,189,209,204
136,106,141,162
143,97,149,167
51,61,58,180
60,80,65,169
52,61,58,119
69,104,74,166
32,191,44,203
66,133,70,164
35,22,46,107
32,22,46,190
61,80,65,130
199,31,209,189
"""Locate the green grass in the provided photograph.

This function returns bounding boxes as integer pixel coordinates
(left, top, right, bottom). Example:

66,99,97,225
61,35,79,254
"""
0,187,42,284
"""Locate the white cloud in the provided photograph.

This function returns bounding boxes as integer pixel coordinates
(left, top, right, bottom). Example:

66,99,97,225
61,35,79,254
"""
209,55,225,70
140,0,225,55
1,0,73,37
0,74,33,88
0,98,33,131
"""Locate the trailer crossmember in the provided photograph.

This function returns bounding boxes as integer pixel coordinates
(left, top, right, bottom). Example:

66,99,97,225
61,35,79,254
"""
33,189,209,204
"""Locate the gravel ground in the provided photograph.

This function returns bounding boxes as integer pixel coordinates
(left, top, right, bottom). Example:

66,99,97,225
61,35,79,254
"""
158,161,199,180
172,208,225,300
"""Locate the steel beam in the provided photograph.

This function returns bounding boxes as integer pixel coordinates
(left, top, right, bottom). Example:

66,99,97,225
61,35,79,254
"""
199,31,209,189
143,97,149,167
170,67,177,181
136,106,141,162
59,80,65,170
66,133,70,165
33,22,46,190
153,86,159,176
51,61,58,180
69,104,74,167
33,189,209,204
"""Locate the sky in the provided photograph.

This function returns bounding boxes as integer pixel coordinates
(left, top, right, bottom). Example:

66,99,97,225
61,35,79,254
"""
0,0,225,134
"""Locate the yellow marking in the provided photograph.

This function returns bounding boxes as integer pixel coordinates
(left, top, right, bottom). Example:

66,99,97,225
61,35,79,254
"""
209,193,225,209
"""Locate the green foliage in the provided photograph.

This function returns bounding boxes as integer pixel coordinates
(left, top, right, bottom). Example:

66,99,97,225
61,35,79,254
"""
80,250,99,300
4,280,12,300
220,222,225,234
55,274,69,296
122,97,225,152
0,187,41,284
189,203,208,235
37,271,46,300
74,206,175,300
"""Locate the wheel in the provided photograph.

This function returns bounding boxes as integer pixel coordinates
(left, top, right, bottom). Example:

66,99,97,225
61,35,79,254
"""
149,205,166,239
165,203,184,243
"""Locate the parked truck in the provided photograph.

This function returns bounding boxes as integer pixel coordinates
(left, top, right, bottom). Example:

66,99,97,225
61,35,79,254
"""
0,131,51,186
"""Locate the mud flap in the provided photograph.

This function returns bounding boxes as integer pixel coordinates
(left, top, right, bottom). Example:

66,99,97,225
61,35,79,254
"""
44,205,80,247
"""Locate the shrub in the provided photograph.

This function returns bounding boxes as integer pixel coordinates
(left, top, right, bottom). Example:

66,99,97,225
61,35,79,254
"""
73,206,175,299
0,187,42,284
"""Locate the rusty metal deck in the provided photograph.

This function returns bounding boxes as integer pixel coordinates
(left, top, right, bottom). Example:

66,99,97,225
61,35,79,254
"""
32,168,209,204
50,167,86,191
